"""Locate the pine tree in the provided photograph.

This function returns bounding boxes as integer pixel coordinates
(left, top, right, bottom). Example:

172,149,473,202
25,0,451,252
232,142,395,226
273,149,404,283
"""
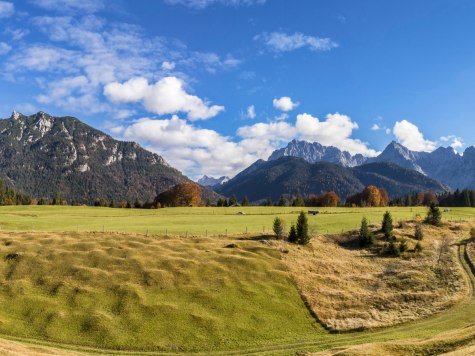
386,241,401,257
296,211,309,245
273,217,285,239
425,203,442,226
414,224,424,240
266,197,273,206
382,211,393,239
278,195,286,206
359,217,373,247
293,195,304,207
241,196,249,206
229,195,238,206
288,224,298,243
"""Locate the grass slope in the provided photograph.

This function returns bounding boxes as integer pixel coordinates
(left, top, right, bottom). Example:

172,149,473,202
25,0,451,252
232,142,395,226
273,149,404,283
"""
282,222,468,331
0,232,318,352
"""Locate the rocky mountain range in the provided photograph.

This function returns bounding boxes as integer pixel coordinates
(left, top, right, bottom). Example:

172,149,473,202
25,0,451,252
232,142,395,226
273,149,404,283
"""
0,111,216,203
268,139,475,190
197,175,230,187
217,157,449,202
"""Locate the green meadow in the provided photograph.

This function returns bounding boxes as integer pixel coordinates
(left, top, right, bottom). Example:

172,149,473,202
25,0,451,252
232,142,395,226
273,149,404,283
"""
0,205,473,235
0,205,473,354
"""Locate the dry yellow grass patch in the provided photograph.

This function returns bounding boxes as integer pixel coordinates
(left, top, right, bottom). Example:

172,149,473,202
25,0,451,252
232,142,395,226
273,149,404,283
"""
281,222,470,331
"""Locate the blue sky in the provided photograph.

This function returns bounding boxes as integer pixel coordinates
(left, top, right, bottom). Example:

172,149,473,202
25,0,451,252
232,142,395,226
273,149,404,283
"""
0,0,474,178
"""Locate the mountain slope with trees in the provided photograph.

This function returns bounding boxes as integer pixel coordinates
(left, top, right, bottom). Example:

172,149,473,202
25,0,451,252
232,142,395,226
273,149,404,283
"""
0,111,216,203
217,157,449,202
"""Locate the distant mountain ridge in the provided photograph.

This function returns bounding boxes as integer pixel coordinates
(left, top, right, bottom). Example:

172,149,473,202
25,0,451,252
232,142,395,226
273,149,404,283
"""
268,139,475,190
217,157,449,202
269,139,367,167
0,111,217,203
197,175,230,187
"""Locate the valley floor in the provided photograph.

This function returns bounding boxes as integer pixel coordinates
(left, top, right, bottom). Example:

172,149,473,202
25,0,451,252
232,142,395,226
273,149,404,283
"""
0,206,473,354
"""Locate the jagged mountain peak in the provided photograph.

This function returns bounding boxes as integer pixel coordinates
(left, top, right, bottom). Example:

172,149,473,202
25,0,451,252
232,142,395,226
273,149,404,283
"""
0,111,207,203
268,139,367,167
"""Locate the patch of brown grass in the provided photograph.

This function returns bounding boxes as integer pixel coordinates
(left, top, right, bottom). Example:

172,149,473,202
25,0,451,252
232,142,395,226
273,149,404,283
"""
281,222,471,331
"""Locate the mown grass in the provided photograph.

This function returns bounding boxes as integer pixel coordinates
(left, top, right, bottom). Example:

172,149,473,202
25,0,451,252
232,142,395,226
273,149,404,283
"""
0,205,473,235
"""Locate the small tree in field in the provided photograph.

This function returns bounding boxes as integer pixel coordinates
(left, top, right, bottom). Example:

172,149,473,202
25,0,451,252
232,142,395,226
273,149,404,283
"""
288,224,298,243
241,196,249,206
273,217,285,239
359,217,373,247
382,211,393,239
415,224,424,240
425,203,442,226
386,241,401,257
296,211,310,245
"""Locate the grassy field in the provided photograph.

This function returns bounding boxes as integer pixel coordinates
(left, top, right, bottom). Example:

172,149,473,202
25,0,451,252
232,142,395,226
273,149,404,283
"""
0,206,473,354
0,205,473,235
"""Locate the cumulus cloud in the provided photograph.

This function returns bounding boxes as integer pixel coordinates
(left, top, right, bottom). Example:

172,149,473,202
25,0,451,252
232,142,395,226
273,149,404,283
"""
371,123,381,131
393,120,436,152
0,42,11,55
273,96,298,111
0,1,13,18
112,116,261,179
164,0,266,9
111,111,376,178
104,76,224,121
440,135,464,150
255,32,338,53
295,113,378,156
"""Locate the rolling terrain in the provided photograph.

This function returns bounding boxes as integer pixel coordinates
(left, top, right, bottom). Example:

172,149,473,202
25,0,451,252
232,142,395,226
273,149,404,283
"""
0,206,473,354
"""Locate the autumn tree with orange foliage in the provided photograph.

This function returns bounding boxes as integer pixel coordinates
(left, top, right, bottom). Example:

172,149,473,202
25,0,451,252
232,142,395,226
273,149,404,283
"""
154,182,202,207
345,186,390,207
321,191,340,207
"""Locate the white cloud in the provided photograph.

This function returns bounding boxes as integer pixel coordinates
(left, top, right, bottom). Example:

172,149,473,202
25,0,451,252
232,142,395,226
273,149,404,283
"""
244,105,256,119
255,32,338,53
32,0,104,13
371,123,381,131
112,116,261,179
393,120,436,152
440,135,464,150
0,1,14,18
295,113,378,156
4,15,237,115
104,76,224,121
164,0,266,9
273,96,298,111
161,61,175,71
0,42,11,55
385,128,391,135
111,111,378,178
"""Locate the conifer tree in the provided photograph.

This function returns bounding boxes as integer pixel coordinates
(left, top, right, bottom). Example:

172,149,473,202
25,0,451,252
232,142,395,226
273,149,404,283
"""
273,217,285,239
278,195,286,206
359,217,373,247
288,224,298,243
425,203,442,226
296,211,309,245
241,196,249,206
382,211,393,239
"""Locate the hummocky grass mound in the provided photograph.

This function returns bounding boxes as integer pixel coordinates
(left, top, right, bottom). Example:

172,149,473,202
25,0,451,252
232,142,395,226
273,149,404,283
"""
0,232,319,352
282,222,470,331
